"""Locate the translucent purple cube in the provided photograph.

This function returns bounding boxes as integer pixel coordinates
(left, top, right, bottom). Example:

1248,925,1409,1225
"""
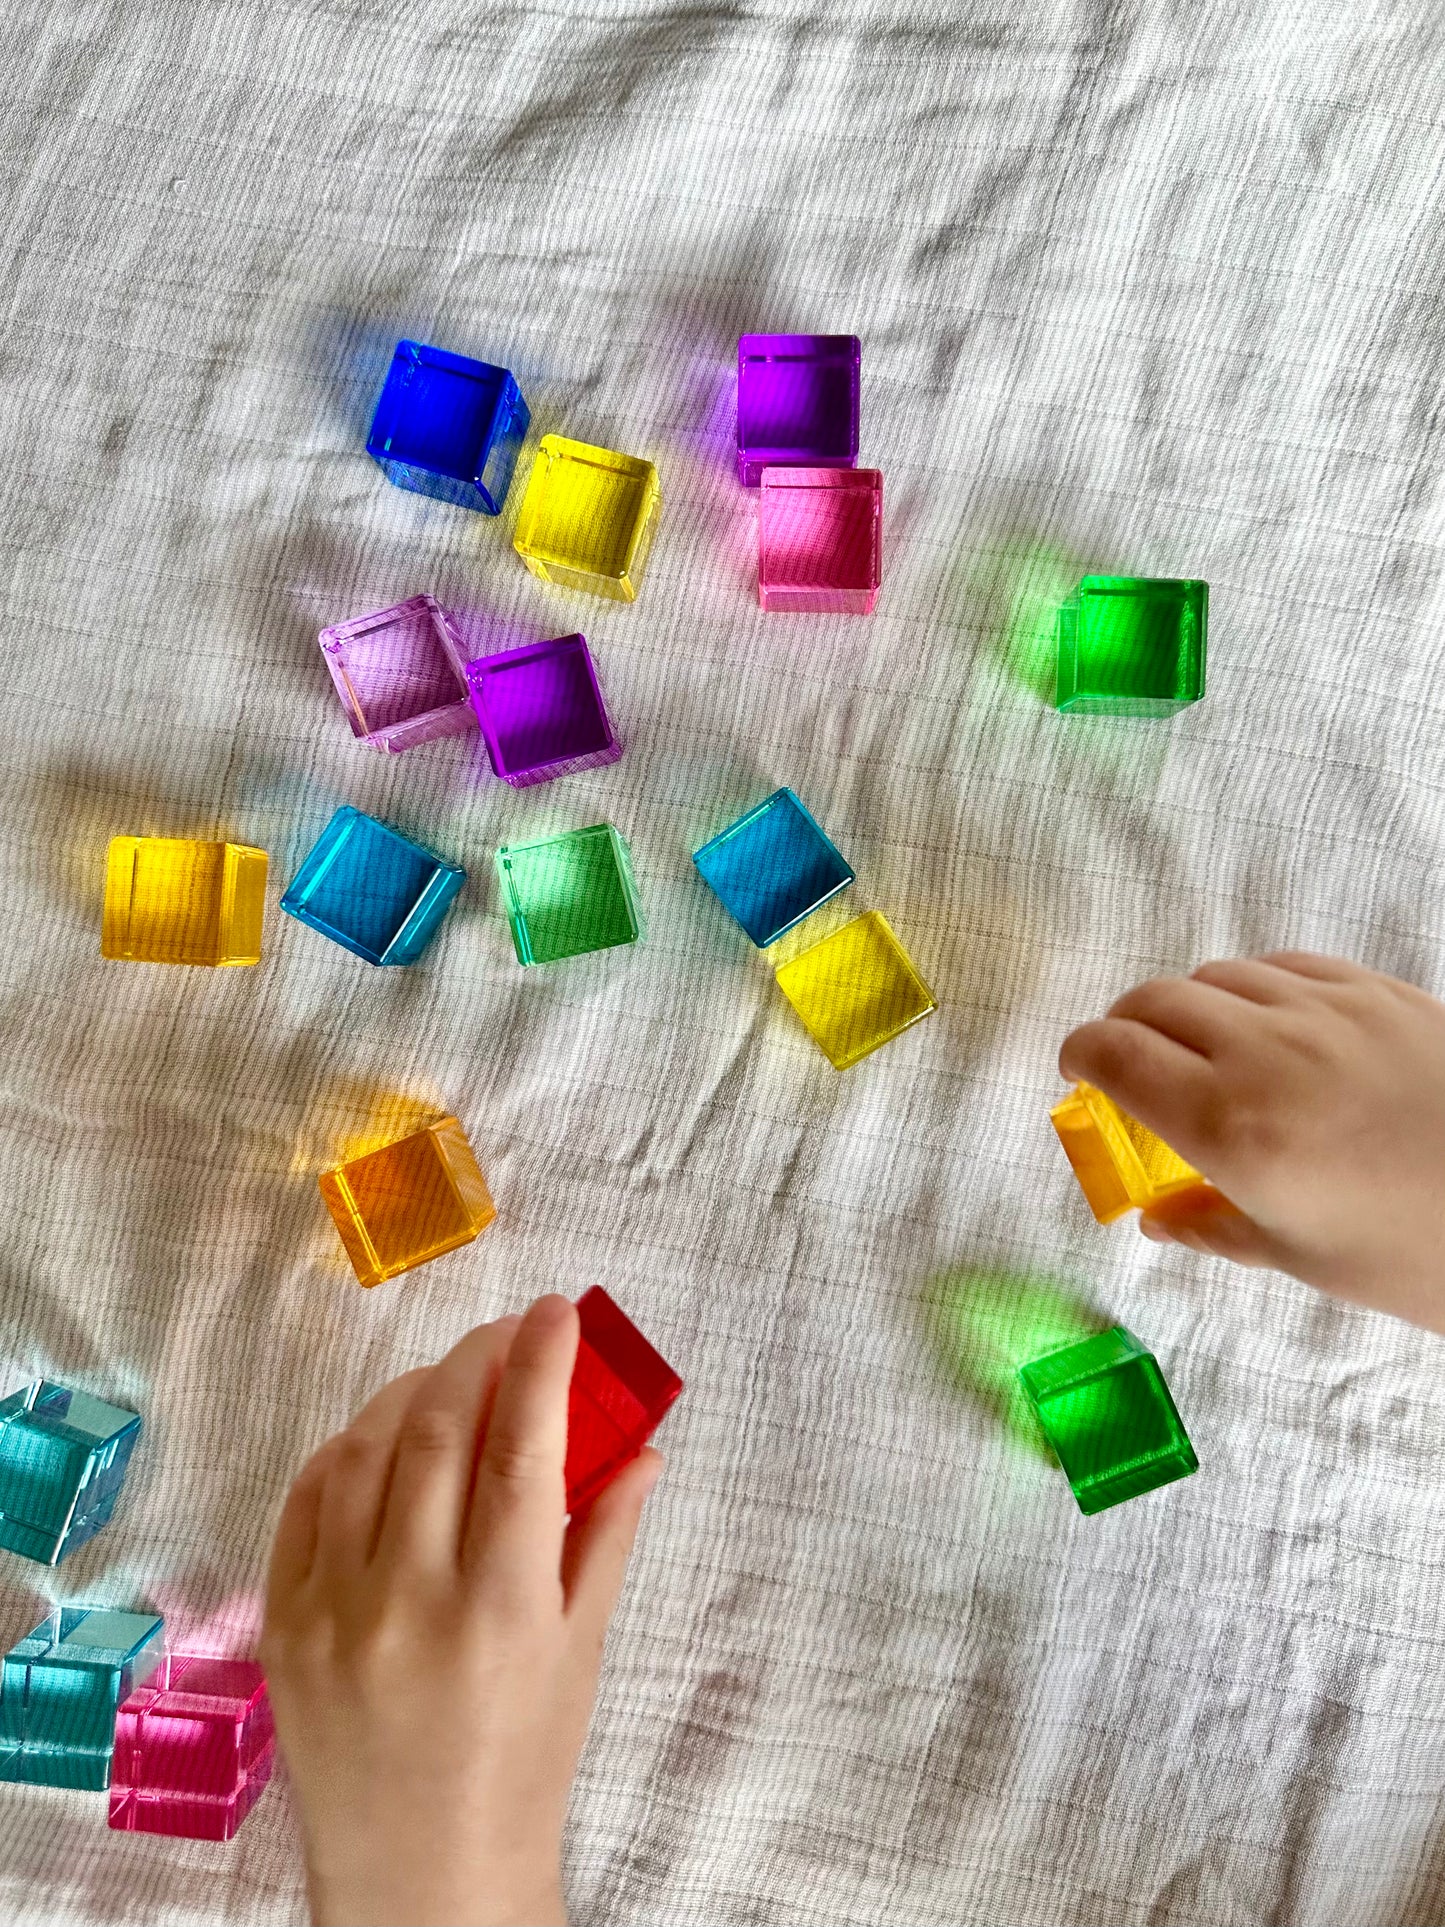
737,335,860,487
319,595,474,753
464,634,621,788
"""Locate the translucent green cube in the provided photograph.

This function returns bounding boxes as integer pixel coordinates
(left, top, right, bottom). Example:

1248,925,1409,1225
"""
1018,1326,1197,1514
496,823,643,966
1056,576,1206,715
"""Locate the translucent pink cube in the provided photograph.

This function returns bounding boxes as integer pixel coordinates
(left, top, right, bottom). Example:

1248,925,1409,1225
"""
320,594,474,752
758,468,882,614
108,1656,275,1841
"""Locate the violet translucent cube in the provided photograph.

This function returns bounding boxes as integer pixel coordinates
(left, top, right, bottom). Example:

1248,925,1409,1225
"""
465,634,621,788
759,468,882,614
109,1656,275,1841
737,335,860,487
320,595,474,752
366,341,530,515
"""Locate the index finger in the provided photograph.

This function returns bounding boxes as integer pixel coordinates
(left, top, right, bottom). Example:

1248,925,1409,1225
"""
1058,1015,1222,1169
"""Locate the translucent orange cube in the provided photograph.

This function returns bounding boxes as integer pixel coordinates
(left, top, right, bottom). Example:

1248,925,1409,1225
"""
1051,1083,1203,1223
102,838,267,966
319,1117,496,1287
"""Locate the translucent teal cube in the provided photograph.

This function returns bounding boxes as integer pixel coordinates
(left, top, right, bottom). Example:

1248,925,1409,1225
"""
1056,577,1207,716
0,1381,141,1565
692,788,853,947
0,1608,164,1789
1018,1327,1197,1514
496,824,643,965
281,807,466,965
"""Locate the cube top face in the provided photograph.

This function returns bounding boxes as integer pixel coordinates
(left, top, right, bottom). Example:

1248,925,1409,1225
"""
0,1381,141,1566
496,824,643,966
758,467,882,614
566,1286,683,1513
1051,1083,1202,1224
1,1608,165,1789
102,838,267,966
736,334,860,486
110,1656,275,1840
465,633,621,787
281,807,466,965
693,788,855,947
774,910,935,1070
1056,576,1207,715
319,1116,496,1287
513,436,661,602
1019,1327,1198,1514
366,341,530,516
319,595,473,752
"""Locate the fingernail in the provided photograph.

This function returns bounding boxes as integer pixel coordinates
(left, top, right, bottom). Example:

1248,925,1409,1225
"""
530,1294,574,1327
1139,1220,1174,1244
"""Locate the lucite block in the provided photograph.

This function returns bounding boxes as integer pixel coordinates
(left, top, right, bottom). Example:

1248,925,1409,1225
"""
319,1115,496,1288
774,910,935,1069
366,340,530,515
758,467,882,614
1018,1326,1198,1514
496,824,643,966
736,334,860,487
109,1656,275,1841
0,1608,164,1790
319,594,473,752
512,436,660,602
0,1381,141,1566
1055,576,1207,716
1051,1082,1204,1224
465,633,621,787
102,838,267,966
693,788,853,947
281,807,465,965
566,1287,683,1513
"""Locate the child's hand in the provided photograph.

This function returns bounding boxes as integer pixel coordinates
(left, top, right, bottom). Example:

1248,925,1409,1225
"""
261,1296,662,1927
1059,953,1445,1332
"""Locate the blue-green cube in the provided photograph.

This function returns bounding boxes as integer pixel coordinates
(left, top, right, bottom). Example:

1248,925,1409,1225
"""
0,1381,141,1565
692,789,853,947
0,1608,164,1789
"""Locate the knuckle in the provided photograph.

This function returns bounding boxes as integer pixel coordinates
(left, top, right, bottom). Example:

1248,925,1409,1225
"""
486,1433,552,1486
398,1405,465,1461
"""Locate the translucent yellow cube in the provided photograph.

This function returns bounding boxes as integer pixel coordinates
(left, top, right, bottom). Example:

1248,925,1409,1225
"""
774,911,936,1069
512,435,660,602
101,838,267,966
1051,1082,1203,1223
319,1116,496,1288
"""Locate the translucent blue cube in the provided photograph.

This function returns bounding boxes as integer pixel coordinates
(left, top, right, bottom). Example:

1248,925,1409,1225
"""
366,340,530,515
0,1608,164,1790
692,789,854,946
0,1381,141,1566
281,807,466,965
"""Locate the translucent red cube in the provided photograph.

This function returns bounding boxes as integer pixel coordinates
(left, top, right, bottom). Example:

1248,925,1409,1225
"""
108,1656,275,1841
758,467,882,613
566,1288,682,1513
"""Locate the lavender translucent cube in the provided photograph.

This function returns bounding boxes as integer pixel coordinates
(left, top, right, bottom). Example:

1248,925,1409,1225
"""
464,634,621,788
319,595,474,753
737,335,860,487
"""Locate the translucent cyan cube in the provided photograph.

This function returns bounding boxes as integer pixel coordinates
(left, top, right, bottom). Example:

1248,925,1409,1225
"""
281,807,466,965
496,824,643,966
1051,1082,1204,1224
0,1381,141,1566
319,594,473,753
109,1655,275,1841
693,788,854,947
102,837,267,966
0,1608,164,1790
567,1287,683,1513
758,468,882,614
319,1115,496,1288
1019,1326,1198,1514
465,633,621,788
513,436,661,603
1055,576,1207,715
775,910,935,1069
366,340,530,515
736,334,860,487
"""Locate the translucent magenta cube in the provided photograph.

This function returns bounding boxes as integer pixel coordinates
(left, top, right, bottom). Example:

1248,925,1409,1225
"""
513,436,661,602
0,1381,141,1565
465,633,621,787
736,334,860,487
109,1656,275,1841
758,467,882,613
319,595,473,752
102,838,267,966
320,1115,496,1287
566,1287,683,1513
281,807,466,965
0,1608,164,1791
366,341,530,515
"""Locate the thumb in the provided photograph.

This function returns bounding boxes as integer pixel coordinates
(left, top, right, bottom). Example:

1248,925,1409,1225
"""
1139,1186,1281,1268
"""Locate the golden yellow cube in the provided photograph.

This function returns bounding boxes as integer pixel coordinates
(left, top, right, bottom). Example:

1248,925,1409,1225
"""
512,434,660,601
774,911,936,1069
1051,1082,1203,1223
318,1116,496,1288
101,837,267,966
